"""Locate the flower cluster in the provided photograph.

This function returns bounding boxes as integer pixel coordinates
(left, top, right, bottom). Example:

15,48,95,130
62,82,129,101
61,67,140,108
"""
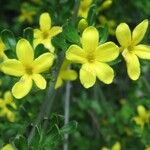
0,12,149,102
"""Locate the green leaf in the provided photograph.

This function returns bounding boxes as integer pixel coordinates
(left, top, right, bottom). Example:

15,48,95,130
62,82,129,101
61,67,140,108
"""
63,23,80,44
52,33,68,51
34,44,49,58
23,27,33,46
1,29,16,51
87,4,97,26
99,25,109,44
60,121,78,135
4,49,16,59
14,135,28,150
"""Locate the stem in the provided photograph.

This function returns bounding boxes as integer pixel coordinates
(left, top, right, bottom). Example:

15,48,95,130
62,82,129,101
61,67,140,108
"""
28,52,65,145
63,81,71,150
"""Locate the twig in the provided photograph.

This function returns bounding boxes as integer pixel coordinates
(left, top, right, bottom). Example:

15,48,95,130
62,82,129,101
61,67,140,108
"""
27,52,65,145
63,81,71,150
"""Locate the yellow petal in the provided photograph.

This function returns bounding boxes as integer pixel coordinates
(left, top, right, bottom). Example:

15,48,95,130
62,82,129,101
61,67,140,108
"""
111,142,121,150
132,19,148,46
2,59,24,76
133,44,150,59
16,39,34,65
7,111,15,122
32,74,46,89
80,63,96,88
133,116,144,128
94,62,114,84
12,75,32,99
61,70,78,80
95,42,119,62
81,26,99,53
66,45,87,63
40,12,51,31
49,26,62,37
1,144,14,150
34,29,42,38
116,23,131,48
55,77,63,89
122,50,140,80
33,52,54,73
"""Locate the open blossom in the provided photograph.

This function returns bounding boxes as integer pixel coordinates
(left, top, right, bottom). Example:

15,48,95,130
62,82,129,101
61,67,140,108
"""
34,12,62,52
1,39,54,99
116,19,150,80
133,105,150,129
0,91,16,122
66,26,119,88
55,59,77,89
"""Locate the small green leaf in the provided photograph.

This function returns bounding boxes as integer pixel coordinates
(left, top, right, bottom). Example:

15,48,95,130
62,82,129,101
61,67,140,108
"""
87,4,97,26
52,33,68,51
4,49,16,59
60,121,78,134
63,23,80,44
34,44,49,58
23,27,33,45
99,25,109,44
1,29,16,51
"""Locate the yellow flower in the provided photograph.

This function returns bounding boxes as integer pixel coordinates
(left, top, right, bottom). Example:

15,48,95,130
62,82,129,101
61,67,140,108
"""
101,142,121,150
1,144,14,150
34,12,62,52
1,39,54,99
66,26,119,88
55,60,78,89
133,105,150,129
0,91,16,122
116,19,150,80
18,9,36,23
78,0,92,18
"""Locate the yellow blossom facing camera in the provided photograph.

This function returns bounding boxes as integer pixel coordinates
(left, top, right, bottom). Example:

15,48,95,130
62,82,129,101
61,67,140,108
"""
66,26,119,88
1,39,54,99
116,19,150,80
55,60,78,89
133,105,150,129
1,144,14,150
0,91,16,122
34,12,62,52
78,0,92,18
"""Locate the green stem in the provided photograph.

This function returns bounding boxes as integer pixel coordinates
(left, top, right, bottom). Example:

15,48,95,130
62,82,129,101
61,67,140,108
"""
27,52,65,145
63,81,71,150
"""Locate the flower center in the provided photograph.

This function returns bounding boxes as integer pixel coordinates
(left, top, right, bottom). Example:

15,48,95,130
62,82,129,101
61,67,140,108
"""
25,66,33,75
127,46,133,52
87,54,95,63
42,31,49,39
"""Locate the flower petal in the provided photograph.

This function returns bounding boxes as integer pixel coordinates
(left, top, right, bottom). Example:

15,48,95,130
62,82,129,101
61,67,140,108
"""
81,26,99,53
2,59,24,76
55,77,63,89
40,12,51,31
122,50,140,80
95,42,119,62
61,70,78,80
33,52,54,73
49,26,62,37
12,75,33,99
1,144,14,150
116,23,131,48
66,45,87,63
133,44,150,59
80,63,96,88
94,62,114,84
132,19,148,46
32,74,46,89
16,39,34,65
